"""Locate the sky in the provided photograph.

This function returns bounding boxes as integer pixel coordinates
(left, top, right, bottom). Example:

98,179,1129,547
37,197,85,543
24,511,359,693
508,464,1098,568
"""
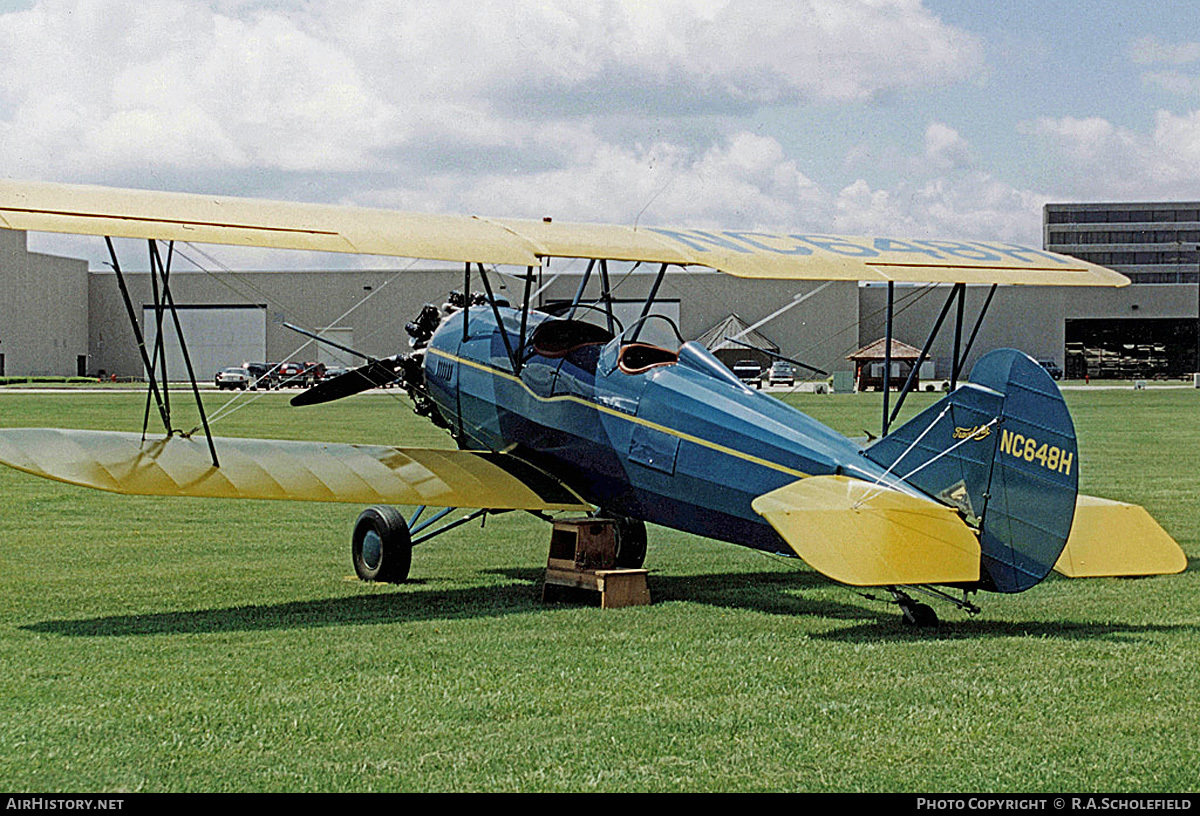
2,0,1200,269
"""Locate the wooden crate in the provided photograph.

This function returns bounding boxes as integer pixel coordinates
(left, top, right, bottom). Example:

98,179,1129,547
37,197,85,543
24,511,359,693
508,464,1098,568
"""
543,517,650,608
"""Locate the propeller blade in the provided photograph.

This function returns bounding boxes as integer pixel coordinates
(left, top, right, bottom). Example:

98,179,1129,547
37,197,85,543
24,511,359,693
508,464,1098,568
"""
290,357,405,407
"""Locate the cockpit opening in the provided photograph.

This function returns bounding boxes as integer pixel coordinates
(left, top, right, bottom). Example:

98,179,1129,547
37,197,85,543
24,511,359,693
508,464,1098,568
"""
530,318,616,359
615,313,685,375
617,343,679,374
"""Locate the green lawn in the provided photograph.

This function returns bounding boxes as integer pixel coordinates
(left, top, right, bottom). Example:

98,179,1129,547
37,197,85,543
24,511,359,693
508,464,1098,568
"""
0,387,1196,792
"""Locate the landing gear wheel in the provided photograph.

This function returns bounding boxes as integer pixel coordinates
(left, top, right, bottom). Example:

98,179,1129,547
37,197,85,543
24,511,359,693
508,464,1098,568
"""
612,515,648,569
352,505,412,583
900,601,938,628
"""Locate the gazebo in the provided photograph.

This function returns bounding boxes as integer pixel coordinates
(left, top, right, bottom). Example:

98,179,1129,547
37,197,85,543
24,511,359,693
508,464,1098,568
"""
846,337,923,391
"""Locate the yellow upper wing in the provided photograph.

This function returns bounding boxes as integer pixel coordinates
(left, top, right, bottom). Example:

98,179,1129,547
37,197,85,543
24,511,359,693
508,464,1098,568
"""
0,428,589,511
0,179,1127,286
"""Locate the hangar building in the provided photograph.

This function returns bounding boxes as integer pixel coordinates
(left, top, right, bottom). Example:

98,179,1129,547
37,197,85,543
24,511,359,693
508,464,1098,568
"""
1044,201,1200,379
1,207,1198,382
0,229,88,377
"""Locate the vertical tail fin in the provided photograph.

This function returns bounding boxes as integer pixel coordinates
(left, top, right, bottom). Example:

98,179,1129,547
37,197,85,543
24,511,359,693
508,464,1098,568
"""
863,349,1078,593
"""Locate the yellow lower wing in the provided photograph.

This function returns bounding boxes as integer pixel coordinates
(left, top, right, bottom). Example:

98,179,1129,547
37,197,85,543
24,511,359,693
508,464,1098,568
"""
0,428,589,511
751,475,980,586
1054,495,1186,577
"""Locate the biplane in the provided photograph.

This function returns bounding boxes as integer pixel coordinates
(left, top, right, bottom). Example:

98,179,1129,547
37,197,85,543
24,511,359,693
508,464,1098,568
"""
0,180,1186,625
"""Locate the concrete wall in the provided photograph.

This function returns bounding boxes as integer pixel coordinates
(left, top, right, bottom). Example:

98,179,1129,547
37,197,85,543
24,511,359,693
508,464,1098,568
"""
87,264,860,379
0,230,89,376
88,267,466,378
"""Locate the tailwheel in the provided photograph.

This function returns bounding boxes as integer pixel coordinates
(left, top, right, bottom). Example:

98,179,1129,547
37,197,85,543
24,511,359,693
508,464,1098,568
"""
900,601,939,628
888,587,939,628
352,505,413,583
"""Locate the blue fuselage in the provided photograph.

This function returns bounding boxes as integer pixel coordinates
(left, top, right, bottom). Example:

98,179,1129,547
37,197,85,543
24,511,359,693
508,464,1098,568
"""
423,306,897,553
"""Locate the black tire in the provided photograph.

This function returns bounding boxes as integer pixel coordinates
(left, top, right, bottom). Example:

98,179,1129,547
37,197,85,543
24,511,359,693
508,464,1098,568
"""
612,515,648,569
352,505,412,583
901,602,938,628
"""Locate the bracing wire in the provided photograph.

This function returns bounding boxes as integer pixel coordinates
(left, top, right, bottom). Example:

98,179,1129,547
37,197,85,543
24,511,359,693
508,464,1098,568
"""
171,245,421,430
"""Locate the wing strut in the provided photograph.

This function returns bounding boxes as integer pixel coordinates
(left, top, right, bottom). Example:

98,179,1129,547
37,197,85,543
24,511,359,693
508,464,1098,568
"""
104,237,219,467
106,237,170,435
881,282,999,437
882,281,895,436
885,283,963,433
518,265,534,366
566,259,596,320
953,283,997,383
477,262,519,374
631,263,670,342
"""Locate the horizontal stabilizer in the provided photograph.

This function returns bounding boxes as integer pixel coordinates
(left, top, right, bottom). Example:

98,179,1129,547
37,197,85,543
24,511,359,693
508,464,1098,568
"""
0,428,589,511
1054,495,1187,577
751,475,980,586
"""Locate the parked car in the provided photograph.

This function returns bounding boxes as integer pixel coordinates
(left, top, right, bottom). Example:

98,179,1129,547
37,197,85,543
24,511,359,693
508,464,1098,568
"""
242,362,276,390
768,361,795,386
1037,359,1063,380
298,361,326,387
275,362,306,387
731,359,763,387
214,366,251,390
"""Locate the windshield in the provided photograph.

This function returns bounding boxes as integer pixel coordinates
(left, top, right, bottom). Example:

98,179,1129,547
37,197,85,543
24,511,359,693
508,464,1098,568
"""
618,313,684,353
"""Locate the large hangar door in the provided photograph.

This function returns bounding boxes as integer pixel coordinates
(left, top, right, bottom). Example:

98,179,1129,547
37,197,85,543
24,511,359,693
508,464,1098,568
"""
142,305,267,382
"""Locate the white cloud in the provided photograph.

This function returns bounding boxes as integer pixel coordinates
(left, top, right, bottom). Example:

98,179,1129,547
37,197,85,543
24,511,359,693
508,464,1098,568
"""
832,173,1044,244
1025,110,1200,197
1130,36,1200,66
924,122,973,171
0,0,982,185
1141,70,1200,96
0,1,402,178
1129,37,1200,98
365,131,831,231
0,0,1029,266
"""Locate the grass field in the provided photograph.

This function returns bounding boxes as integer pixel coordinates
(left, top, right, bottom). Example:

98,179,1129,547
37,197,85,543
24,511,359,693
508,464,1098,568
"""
0,386,1197,792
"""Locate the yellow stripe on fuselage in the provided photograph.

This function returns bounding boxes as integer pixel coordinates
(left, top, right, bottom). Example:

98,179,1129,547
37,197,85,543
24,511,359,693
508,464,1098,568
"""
428,347,812,480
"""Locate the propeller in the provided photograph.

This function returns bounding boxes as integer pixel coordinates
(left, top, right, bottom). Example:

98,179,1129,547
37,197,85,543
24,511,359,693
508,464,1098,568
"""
283,302,442,408
290,356,405,407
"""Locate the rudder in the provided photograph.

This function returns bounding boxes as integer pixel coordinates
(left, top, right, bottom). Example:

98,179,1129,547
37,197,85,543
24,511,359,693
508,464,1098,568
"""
863,349,1078,593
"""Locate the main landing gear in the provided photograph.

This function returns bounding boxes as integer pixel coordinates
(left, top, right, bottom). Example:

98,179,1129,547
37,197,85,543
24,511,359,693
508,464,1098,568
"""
351,504,492,583
351,505,413,583
349,505,648,584
611,514,648,569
